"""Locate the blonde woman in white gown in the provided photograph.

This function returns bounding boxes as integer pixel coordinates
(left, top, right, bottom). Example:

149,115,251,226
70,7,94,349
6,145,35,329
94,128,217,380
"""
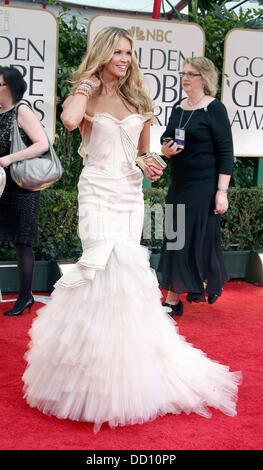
22,27,241,433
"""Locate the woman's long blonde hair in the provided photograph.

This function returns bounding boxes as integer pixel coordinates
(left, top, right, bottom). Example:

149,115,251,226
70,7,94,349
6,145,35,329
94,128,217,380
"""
70,26,154,117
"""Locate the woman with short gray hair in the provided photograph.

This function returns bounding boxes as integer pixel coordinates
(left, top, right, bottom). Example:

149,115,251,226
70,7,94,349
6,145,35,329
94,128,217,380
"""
159,57,233,315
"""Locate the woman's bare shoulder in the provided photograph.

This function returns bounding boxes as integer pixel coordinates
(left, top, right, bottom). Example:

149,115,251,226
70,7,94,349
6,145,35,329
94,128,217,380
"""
17,102,34,116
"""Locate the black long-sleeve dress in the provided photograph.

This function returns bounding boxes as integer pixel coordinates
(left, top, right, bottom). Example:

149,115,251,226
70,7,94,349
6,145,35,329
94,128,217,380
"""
0,107,40,247
158,98,233,298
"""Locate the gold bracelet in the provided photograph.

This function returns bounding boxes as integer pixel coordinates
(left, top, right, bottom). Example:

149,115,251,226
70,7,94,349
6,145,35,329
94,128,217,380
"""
75,90,91,98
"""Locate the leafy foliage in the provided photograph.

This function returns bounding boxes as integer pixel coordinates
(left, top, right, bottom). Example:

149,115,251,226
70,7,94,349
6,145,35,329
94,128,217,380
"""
53,7,88,191
56,8,87,102
35,188,81,260
221,186,263,250
196,3,263,81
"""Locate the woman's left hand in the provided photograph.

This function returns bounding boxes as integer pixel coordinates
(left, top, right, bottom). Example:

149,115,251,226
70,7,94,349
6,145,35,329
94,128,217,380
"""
0,156,11,168
214,191,229,215
144,164,163,183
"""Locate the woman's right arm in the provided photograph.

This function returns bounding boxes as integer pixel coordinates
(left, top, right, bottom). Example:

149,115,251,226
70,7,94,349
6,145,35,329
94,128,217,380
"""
61,94,88,132
61,76,101,131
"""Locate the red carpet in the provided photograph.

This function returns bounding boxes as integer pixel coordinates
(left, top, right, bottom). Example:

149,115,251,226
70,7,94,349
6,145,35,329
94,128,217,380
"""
0,281,262,451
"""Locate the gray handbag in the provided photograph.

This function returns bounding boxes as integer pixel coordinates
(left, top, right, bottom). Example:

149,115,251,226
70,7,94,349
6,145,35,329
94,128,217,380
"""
10,103,62,191
0,166,6,197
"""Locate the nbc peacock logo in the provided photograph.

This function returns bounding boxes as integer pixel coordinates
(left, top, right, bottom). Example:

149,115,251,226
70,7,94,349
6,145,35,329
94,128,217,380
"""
127,26,145,41
127,25,172,43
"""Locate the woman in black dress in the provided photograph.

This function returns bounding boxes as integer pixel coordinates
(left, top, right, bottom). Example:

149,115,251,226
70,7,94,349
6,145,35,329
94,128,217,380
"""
158,57,233,316
0,67,48,316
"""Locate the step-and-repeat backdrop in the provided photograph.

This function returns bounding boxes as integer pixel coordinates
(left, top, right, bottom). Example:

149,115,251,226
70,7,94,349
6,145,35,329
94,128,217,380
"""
222,28,263,157
0,5,58,141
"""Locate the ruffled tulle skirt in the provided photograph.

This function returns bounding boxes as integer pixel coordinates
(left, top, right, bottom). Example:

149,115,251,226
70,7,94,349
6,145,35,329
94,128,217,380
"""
22,241,241,433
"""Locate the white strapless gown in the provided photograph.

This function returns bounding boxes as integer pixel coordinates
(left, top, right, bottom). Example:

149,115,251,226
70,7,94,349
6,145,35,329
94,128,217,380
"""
22,113,241,433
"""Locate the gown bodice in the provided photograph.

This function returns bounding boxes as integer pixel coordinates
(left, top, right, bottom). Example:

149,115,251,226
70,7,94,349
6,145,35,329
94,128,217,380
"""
78,112,148,177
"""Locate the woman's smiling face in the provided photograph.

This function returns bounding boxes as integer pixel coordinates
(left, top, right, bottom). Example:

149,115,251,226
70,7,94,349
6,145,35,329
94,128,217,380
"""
103,37,132,80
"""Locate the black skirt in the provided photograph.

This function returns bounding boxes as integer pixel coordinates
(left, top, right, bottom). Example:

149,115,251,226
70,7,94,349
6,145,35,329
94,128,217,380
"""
0,168,40,247
158,177,228,297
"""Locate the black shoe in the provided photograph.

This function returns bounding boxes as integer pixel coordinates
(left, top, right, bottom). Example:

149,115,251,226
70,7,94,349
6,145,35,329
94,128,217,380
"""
208,294,219,304
164,299,183,316
186,293,206,303
4,296,34,317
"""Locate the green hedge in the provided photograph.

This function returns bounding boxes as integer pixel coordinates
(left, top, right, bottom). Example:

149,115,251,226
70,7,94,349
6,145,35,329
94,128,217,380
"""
0,186,262,261
220,186,263,251
36,188,80,260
